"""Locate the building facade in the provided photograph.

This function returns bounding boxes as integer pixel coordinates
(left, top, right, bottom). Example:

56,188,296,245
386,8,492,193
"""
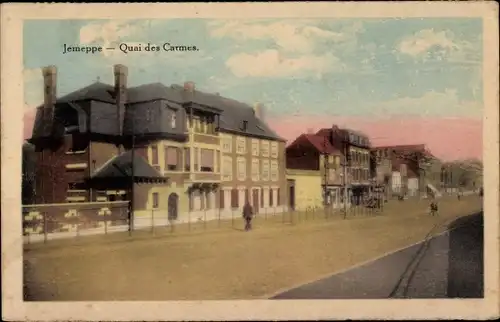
28,64,287,224
286,133,347,209
372,144,436,198
316,126,371,204
285,169,323,211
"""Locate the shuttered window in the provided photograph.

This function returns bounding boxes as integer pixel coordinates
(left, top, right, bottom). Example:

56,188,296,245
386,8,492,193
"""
231,188,238,208
165,147,179,171
219,190,225,209
201,149,214,172
184,148,190,171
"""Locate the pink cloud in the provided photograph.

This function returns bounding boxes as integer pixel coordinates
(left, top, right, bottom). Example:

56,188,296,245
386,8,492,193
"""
268,115,482,162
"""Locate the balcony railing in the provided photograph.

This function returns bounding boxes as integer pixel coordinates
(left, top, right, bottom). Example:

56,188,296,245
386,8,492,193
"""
190,171,221,182
192,133,220,145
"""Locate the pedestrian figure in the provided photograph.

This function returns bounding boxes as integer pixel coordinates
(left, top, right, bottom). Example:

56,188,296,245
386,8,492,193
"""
242,200,254,231
430,200,439,216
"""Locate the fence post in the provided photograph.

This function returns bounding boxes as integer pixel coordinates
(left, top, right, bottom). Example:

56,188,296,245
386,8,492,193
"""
43,211,48,244
231,208,234,228
105,218,108,235
151,209,155,234
218,207,221,228
204,208,207,230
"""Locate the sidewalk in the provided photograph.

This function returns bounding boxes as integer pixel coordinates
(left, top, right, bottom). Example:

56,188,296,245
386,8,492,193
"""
24,196,482,301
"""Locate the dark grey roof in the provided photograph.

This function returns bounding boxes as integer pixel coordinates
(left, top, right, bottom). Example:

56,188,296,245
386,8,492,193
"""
30,80,284,142
57,82,116,104
169,85,283,141
91,150,164,179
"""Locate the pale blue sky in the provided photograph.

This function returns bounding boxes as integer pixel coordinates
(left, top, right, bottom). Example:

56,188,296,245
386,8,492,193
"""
23,18,483,119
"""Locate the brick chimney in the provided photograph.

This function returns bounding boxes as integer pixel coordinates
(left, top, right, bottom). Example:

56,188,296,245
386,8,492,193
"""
113,64,128,135
184,81,195,92
42,65,57,136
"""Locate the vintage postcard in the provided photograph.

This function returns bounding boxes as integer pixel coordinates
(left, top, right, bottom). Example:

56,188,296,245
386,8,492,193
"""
2,2,499,321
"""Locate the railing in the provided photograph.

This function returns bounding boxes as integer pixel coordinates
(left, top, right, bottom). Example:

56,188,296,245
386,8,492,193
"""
22,193,481,245
192,133,220,145
191,172,221,182
22,201,129,243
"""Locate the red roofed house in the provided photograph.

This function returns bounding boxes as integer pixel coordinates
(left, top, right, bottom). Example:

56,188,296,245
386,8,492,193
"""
286,132,347,209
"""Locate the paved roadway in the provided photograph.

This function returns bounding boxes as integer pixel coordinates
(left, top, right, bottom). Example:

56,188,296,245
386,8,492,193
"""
272,212,484,299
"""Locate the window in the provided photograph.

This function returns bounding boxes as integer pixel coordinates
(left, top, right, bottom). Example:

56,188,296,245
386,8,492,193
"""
222,156,233,181
194,148,199,171
269,189,274,207
236,137,247,154
328,169,336,181
242,120,248,131
335,156,341,168
170,110,177,129
219,190,225,209
67,182,84,190
165,147,179,171
231,188,238,208
251,159,260,182
270,160,279,182
260,189,264,207
328,155,334,163
277,188,281,206
67,135,88,153
270,142,278,158
251,139,260,156
222,135,232,153
152,192,159,209
150,145,159,165
200,149,214,172
262,160,270,181
400,164,407,177
184,148,190,171
193,117,201,133
237,157,246,181
261,140,270,157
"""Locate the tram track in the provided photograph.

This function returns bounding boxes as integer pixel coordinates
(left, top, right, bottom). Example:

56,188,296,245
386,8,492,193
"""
388,212,479,298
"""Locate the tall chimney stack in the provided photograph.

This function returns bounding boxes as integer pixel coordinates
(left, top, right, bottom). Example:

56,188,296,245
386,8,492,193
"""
184,81,195,92
42,65,57,136
113,64,128,136
253,102,264,120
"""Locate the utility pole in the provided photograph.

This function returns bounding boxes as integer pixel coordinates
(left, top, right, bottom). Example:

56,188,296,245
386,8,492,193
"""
343,136,349,218
323,134,329,208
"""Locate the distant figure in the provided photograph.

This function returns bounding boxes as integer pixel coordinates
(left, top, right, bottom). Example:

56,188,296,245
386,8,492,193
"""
242,201,254,231
430,199,439,216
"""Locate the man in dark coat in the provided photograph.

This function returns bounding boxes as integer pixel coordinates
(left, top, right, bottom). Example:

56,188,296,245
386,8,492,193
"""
243,201,254,231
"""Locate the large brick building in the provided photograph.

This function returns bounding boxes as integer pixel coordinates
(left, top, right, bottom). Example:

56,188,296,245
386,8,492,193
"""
28,64,287,223
315,125,372,204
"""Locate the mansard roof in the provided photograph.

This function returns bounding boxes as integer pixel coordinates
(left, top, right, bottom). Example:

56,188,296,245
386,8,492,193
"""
30,81,283,142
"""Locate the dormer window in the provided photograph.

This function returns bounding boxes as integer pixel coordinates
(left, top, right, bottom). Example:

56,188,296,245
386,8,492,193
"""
242,120,248,131
170,111,177,129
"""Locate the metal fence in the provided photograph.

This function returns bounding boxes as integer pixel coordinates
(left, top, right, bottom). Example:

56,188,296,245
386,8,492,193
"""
22,191,480,244
22,201,130,244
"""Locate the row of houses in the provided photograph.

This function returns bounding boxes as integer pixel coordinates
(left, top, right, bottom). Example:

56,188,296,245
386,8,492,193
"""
283,128,442,211
23,64,461,225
